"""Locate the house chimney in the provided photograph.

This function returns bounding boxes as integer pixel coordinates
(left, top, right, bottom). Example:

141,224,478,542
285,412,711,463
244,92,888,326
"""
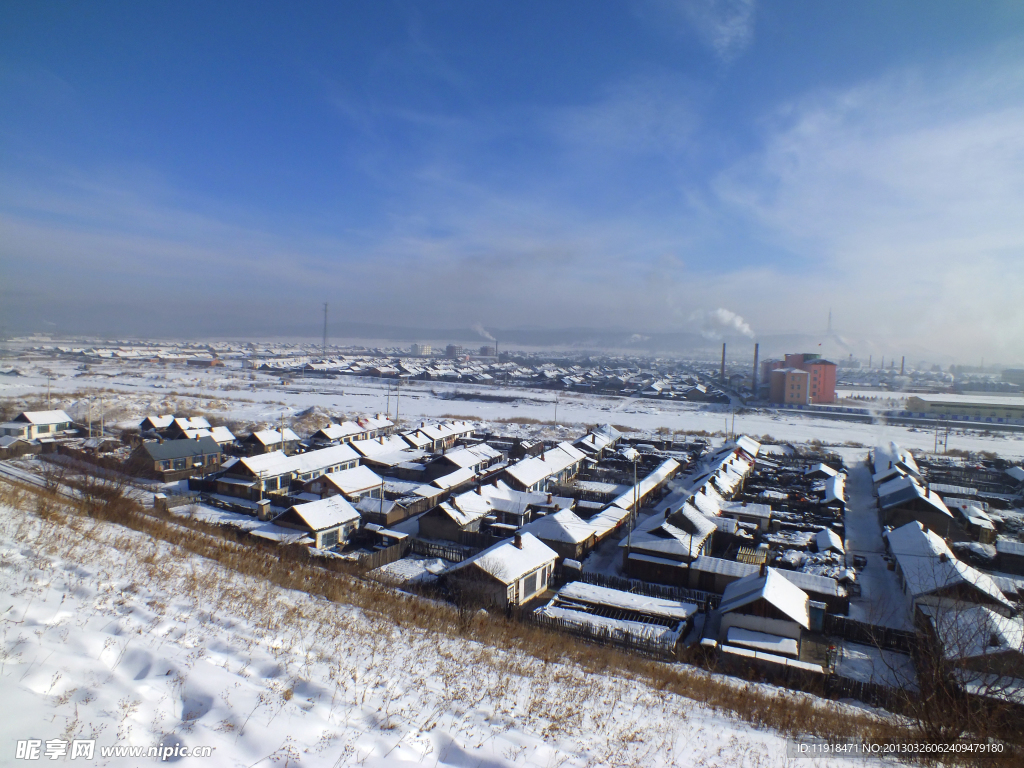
752,343,759,394
759,561,767,577
939,552,949,563
721,343,726,384
514,534,523,549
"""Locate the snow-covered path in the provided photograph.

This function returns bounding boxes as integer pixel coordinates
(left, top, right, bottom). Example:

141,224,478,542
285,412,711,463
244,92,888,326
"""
844,460,912,630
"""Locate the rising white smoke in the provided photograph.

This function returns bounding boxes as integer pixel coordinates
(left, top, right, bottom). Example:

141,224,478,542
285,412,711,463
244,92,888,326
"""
472,322,495,341
693,308,756,339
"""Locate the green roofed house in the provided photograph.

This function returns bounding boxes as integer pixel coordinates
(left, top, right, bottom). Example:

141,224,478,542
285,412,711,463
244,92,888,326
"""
129,436,222,482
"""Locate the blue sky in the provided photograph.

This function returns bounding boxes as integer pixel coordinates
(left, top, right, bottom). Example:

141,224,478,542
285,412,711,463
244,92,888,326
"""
2,1,1023,361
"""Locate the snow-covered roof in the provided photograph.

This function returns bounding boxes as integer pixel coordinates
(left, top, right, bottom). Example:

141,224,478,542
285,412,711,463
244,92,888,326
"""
519,509,596,545
873,441,921,479
251,427,300,446
609,459,680,510
553,581,696,621
505,456,550,489
719,568,810,629
536,605,683,645
726,627,799,657
208,425,236,444
620,504,715,559
878,475,953,519
141,414,174,429
1006,466,1024,484
237,443,359,478
278,496,360,531
350,434,411,458
824,474,846,504
922,603,1024,661
174,416,211,430
805,463,838,478
15,410,72,425
321,465,382,495
690,556,759,579
886,522,1012,610
455,533,558,584
719,501,773,519
431,466,476,490
815,528,844,553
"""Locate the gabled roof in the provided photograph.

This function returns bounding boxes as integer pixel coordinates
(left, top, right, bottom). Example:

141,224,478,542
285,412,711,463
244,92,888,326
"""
719,568,811,629
350,434,411,458
250,427,300,446
141,415,174,429
874,441,921,480
140,436,221,461
453,533,557,584
277,496,360,531
886,522,1012,610
519,509,595,545
236,443,359,478
320,465,382,495
15,410,72,425
878,476,953,519
815,528,844,553
621,504,715,558
923,603,1024,661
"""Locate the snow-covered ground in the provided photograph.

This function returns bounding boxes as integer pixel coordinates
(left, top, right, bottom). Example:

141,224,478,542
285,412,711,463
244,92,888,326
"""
3,358,1024,458
0,488,882,767
843,461,914,630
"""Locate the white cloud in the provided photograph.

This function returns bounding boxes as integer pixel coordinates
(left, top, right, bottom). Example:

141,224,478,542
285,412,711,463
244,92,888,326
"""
712,60,1024,359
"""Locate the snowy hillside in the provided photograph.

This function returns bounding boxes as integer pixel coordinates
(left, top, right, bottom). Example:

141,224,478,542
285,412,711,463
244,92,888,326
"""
0,489,878,767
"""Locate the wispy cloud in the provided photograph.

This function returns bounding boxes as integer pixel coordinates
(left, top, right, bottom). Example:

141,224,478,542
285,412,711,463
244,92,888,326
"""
713,59,1024,357
639,0,757,62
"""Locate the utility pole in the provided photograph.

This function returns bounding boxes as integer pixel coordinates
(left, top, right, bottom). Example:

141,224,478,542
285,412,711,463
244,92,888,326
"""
395,376,401,426
626,456,638,560
322,302,328,360
554,393,559,424
47,375,51,409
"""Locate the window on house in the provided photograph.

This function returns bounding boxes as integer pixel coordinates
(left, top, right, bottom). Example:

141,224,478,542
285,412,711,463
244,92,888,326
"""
321,529,339,548
523,571,538,596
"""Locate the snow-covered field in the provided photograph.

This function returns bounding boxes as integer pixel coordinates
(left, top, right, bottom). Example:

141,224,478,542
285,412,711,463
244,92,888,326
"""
0,485,886,768
4,358,1024,459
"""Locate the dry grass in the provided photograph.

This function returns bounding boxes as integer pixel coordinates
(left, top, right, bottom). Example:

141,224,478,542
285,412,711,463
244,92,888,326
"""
1,476,1017,765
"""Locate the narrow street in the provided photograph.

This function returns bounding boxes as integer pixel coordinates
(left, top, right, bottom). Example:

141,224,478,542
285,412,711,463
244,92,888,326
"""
843,458,913,630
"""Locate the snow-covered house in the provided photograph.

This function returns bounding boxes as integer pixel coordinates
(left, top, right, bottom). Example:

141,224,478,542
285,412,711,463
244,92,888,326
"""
272,496,361,550
718,568,820,651
447,533,558,608
217,444,360,499
872,441,922,484
885,521,1014,618
503,443,587,493
129,436,222,482
518,509,598,561
243,427,301,455
304,465,383,501
878,474,955,532
620,503,716,585
0,410,74,440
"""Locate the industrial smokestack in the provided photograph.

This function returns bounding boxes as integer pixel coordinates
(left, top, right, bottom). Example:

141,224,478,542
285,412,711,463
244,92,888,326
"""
721,343,726,384
900,356,905,376
752,343,759,396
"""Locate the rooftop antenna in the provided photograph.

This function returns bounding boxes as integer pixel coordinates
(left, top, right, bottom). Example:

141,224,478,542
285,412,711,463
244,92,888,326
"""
827,308,832,335
322,302,328,360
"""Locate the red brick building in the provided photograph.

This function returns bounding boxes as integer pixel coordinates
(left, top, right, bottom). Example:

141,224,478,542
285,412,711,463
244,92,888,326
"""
765,353,837,404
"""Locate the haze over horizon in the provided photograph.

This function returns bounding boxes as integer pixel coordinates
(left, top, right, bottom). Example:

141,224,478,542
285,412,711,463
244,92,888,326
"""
2,2,1023,362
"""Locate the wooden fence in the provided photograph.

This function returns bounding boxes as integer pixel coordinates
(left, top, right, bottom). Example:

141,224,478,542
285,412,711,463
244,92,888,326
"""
359,540,412,571
523,610,678,660
409,538,470,563
573,570,721,609
823,614,918,654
